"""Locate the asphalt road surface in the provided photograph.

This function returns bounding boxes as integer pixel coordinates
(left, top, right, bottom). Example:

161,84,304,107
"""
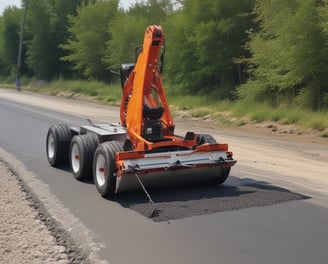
1,88,328,264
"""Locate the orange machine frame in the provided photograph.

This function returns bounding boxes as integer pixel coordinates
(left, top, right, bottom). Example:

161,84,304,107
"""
120,25,196,151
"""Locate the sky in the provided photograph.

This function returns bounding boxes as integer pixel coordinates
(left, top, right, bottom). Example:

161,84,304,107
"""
0,0,21,15
0,0,136,15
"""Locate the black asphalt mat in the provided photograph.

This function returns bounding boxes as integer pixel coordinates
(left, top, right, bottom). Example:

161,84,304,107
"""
115,177,310,222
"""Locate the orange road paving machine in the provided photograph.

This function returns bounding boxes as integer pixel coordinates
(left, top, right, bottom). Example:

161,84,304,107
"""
46,25,237,197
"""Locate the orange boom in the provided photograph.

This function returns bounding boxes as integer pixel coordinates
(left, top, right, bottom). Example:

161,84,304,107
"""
46,25,237,197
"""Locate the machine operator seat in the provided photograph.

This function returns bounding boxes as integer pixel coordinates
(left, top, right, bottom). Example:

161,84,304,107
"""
142,104,164,141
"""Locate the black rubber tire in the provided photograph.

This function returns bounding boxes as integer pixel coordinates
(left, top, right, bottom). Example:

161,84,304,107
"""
93,141,123,197
196,134,230,185
110,140,124,153
123,139,133,151
214,167,231,185
46,124,72,166
70,134,98,181
196,134,217,145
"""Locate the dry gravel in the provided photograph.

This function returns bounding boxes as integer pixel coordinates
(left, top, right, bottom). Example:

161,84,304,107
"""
0,160,70,264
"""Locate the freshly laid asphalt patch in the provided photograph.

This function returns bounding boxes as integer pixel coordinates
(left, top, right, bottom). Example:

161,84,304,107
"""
116,177,310,222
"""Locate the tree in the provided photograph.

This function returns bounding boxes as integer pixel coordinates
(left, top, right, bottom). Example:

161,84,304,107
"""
24,0,82,79
25,0,57,79
61,0,119,81
238,0,328,109
104,0,171,71
164,0,255,98
317,0,328,108
104,12,149,70
50,0,83,77
127,0,173,23
0,7,22,76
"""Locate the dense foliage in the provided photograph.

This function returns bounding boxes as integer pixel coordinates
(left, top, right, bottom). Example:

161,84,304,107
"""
0,7,22,76
61,0,119,81
0,0,328,110
164,0,254,98
238,0,328,110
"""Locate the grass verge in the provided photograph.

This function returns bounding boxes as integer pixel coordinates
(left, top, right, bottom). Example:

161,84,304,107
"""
24,79,122,105
1,79,327,133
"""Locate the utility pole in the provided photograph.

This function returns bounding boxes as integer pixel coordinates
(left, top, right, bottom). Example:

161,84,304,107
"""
16,0,29,91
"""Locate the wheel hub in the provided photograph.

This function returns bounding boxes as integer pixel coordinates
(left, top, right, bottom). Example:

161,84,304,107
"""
71,143,80,173
96,154,106,187
47,134,55,159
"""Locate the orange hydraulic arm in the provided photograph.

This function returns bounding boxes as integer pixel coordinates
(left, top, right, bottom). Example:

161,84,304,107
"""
120,25,175,151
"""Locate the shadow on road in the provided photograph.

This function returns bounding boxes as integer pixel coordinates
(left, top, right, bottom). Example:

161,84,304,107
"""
54,164,94,185
114,176,310,222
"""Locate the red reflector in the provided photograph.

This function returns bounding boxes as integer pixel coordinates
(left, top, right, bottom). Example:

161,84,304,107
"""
116,151,145,161
196,143,228,152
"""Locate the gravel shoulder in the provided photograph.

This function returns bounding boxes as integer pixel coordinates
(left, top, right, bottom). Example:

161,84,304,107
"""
0,146,102,264
0,159,70,264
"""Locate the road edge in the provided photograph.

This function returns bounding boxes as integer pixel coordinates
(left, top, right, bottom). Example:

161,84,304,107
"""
0,146,109,264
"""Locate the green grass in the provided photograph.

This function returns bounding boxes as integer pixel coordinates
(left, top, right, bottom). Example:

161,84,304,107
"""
168,95,210,110
281,110,302,125
1,78,327,131
23,79,123,105
270,109,285,122
300,112,328,131
228,100,327,130
220,100,328,131
190,108,212,118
